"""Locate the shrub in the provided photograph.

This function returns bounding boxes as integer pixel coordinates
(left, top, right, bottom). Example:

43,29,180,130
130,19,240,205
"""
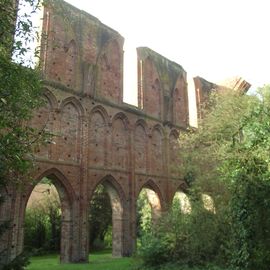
138,198,230,269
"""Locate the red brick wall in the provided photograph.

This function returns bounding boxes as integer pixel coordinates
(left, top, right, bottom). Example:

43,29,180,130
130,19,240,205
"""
0,1,190,264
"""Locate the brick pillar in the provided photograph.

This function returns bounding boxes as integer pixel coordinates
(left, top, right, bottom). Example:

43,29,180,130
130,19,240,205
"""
105,184,124,257
112,216,123,257
77,115,89,262
10,191,23,260
128,125,136,255
50,108,61,161
0,187,16,266
163,130,170,210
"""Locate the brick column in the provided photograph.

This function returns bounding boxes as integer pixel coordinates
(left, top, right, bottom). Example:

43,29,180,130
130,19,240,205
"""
126,125,136,255
77,115,89,262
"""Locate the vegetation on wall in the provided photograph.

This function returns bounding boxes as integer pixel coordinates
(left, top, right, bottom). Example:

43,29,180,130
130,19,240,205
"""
0,0,47,269
138,86,270,270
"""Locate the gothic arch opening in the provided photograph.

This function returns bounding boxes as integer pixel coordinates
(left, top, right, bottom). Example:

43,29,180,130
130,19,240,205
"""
142,57,162,118
136,181,162,245
169,131,180,176
30,91,56,158
134,123,147,172
173,73,188,126
23,169,74,263
89,110,107,167
172,190,192,214
97,39,122,103
89,176,125,257
58,99,82,162
202,194,216,213
150,128,163,175
64,40,77,89
111,116,129,170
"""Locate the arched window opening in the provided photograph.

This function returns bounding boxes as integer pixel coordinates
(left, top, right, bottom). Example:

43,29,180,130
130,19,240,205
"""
172,191,192,214
88,184,112,253
88,178,124,257
24,178,62,257
202,194,216,213
136,187,161,245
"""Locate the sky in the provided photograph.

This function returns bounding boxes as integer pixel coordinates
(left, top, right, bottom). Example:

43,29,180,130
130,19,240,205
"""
63,0,270,99
17,0,268,125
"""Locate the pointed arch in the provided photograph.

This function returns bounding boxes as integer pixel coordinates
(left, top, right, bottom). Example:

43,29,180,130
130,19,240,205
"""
135,119,149,134
27,168,75,208
150,126,164,174
89,174,126,256
60,97,84,117
112,112,130,130
59,97,82,162
100,53,109,71
91,174,127,204
22,167,75,263
89,107,108,167
64,39,77,89
172,191,192,214
134,121,148,172
169,129,180,140
97,38,122,103
151,124,165,138
172,73,188,126
90,105,110,125
137,179,164,223
169,129,181,176
138,179,164,206
43,88,58,109
202,193,216,213
30,89,56,158
142,57,162,118
111,113,129,170
97,38,122,67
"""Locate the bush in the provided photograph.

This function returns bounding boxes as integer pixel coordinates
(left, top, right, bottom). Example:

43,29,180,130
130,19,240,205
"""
2,252,30,270
89,185,112,250
24,183,61,255
138,198,230,269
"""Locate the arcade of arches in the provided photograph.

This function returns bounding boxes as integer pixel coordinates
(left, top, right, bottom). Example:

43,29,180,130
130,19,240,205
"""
0,0,200,264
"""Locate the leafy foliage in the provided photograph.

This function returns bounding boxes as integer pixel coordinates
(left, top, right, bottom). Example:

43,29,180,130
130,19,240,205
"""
136,189,152,237
138,199,229,269
0,0,46,268
139,87,270,270
0,55,43,188
222,86,270,270
89,185,112,250
24,183,61,255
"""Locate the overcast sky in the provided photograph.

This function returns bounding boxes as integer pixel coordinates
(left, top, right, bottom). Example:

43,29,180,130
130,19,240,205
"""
64,0,269,92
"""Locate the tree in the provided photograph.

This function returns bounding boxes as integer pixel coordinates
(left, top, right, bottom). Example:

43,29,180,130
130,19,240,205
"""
139,87,270,269
89,185,112,250
179,87,270,269
24,182,61,254
222,85,270,270
0,0,46,268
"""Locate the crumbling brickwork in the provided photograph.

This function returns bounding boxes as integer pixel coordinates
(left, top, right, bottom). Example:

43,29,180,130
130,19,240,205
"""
0,0,190,264
194,76,251,120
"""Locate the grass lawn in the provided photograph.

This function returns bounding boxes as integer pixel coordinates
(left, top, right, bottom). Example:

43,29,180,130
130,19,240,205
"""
27,251,136,270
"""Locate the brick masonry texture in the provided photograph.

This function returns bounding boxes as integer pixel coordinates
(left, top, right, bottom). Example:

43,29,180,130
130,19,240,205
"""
0,0,190,264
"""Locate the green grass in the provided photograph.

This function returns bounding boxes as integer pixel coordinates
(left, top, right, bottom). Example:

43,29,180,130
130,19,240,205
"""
26,251,227,270
27,251,136,270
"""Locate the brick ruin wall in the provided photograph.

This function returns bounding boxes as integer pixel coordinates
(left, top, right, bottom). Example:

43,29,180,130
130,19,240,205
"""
1,0,192,264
